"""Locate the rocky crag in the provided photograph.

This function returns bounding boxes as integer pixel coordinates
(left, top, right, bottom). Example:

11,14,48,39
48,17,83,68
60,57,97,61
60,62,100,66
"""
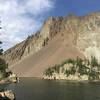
43,57,100,81
3,12,100,77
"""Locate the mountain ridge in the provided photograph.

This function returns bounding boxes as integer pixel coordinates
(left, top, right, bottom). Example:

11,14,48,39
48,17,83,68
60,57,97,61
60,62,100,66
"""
3,12,100,77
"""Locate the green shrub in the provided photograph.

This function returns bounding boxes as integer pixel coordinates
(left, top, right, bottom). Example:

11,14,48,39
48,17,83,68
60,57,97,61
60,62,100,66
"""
64,70,70,77
91,56,98,67
52,64,60,73
44,68,54,77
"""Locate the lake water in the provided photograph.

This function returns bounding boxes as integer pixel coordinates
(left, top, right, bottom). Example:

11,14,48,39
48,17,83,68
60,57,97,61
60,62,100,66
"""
0,78,100,100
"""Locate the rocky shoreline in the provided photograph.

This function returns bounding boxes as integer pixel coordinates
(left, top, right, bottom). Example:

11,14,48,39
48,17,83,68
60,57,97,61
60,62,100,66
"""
0,73,19,85
43,75,100,82
0,73,19,100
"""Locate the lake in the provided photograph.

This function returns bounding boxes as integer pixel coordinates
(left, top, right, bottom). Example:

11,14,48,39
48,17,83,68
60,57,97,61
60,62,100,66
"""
0,78,100,100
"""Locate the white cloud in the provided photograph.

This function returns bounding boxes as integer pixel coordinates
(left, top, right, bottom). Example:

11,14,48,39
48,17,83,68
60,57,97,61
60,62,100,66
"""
0,0,54,50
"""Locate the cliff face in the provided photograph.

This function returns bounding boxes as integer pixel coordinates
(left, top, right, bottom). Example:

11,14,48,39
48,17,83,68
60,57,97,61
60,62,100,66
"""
3,12,100,77
77,13,100,61
3,17,65,65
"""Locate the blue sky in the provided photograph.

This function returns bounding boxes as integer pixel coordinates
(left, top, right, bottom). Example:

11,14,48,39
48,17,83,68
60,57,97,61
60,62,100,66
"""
0,0,100,50
51,0,100,16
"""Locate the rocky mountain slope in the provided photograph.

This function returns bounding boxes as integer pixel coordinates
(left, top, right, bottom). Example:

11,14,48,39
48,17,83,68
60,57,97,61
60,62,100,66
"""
3,12,100,77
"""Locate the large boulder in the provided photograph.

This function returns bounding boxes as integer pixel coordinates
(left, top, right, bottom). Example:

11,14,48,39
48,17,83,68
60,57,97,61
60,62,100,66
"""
0,90,15,100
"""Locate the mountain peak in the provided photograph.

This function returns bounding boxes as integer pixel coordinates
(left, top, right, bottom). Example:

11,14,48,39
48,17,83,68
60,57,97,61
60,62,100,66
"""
3,12,100,77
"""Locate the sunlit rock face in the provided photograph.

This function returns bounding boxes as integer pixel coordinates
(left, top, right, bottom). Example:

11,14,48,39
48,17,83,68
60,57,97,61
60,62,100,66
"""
3,16,75,66
77,13,100,62
3,12,100,66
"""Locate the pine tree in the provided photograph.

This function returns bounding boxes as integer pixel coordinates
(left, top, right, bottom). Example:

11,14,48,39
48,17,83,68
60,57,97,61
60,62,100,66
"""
0,22,8,75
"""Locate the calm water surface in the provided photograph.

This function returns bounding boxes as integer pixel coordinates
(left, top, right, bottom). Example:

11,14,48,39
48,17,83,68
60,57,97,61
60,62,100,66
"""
0,78,100,100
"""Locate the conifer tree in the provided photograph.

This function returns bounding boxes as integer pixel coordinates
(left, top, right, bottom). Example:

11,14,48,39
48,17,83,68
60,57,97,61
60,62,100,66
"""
0,22,8,73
